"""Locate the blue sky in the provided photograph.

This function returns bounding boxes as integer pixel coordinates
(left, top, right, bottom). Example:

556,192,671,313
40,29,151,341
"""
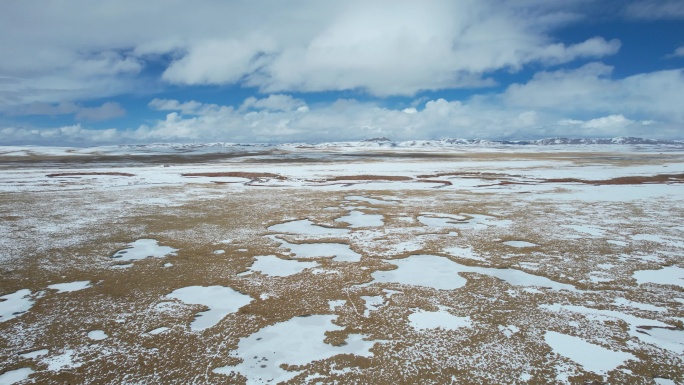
0,0,683,145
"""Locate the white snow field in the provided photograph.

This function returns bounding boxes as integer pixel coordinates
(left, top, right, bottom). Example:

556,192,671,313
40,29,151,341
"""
47,281,91,293
1,142,683,384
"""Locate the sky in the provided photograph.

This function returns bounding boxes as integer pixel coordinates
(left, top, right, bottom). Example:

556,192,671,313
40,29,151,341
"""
1,0,683,146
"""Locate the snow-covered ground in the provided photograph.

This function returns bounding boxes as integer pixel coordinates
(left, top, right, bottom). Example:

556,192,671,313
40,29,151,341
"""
1,144,683,384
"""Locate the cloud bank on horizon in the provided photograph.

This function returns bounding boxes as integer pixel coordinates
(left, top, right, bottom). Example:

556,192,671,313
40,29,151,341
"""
0,0,682,145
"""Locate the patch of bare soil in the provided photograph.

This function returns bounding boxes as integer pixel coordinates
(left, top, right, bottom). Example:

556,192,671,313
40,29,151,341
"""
181,172,285,179
415,179,453,186
46,172,135,177
328,175,413,182
417,171,517,179
544,173,684,185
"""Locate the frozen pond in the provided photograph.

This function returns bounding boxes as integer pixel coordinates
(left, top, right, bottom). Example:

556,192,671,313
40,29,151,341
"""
633,266,684,289
418,213,511,230
542,304,682,353
370,255,579,292
111,239,178,261
544,331,635,375
0,289,33,322
269,236,362,262
503,241,538,248
268,219,349,236
335,210,384,228
409,307,472,331
87,330,108,341
0,368,34,384
19,349,49,359
166,286,253,331
361,296,384,317
47,281,91,293
213,315,376,384
246,255,318,277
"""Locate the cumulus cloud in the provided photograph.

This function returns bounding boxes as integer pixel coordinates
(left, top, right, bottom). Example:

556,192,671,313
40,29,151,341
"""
236,1,620,95
501,63,684,123
0,0,622,102
162,35,277,85
116,65,684,142
7,83,682,147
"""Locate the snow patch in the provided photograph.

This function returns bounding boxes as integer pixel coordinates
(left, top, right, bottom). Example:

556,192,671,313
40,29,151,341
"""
542,304,683,353
443,245,486,262
0,368,34,384
166,286,253,331
44,349,82,371
633,266,684,288
409,307,472,331
0,289,33,323
19,349,49,359
370,255,578,292
328,299,346,311
335,211,384,228
47,281,91,293
87,330,108,341
360,296,384,317
213,315,375,384
247,255,318,277
268,219,349,236
612,297,666,312
269,236,361,262
544,331,634,375
111,239,177,261
503,241,538,248
147,327,170,335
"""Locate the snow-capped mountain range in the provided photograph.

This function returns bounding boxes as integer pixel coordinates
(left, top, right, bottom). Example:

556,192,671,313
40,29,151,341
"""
119,136,684,150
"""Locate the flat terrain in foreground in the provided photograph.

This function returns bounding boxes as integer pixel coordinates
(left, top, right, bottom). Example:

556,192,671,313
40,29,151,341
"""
1,144,683,384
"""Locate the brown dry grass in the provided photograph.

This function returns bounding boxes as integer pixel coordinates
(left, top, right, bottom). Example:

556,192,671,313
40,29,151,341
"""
3,151,684,384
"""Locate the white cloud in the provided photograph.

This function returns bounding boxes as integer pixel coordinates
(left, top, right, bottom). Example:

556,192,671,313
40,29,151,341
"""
1,124,119,145
6,101,125,122
669,46,684,58
0,0,621,103
6,86,682,146
149,99,205,115
552,115,659,137
239,1,619,95
162,35,276,85
624,0,684,19
239,95,307,112
74,102,126,121
501,63,684,123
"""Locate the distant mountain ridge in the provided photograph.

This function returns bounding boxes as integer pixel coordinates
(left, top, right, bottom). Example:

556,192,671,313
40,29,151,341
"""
119,137,684,150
